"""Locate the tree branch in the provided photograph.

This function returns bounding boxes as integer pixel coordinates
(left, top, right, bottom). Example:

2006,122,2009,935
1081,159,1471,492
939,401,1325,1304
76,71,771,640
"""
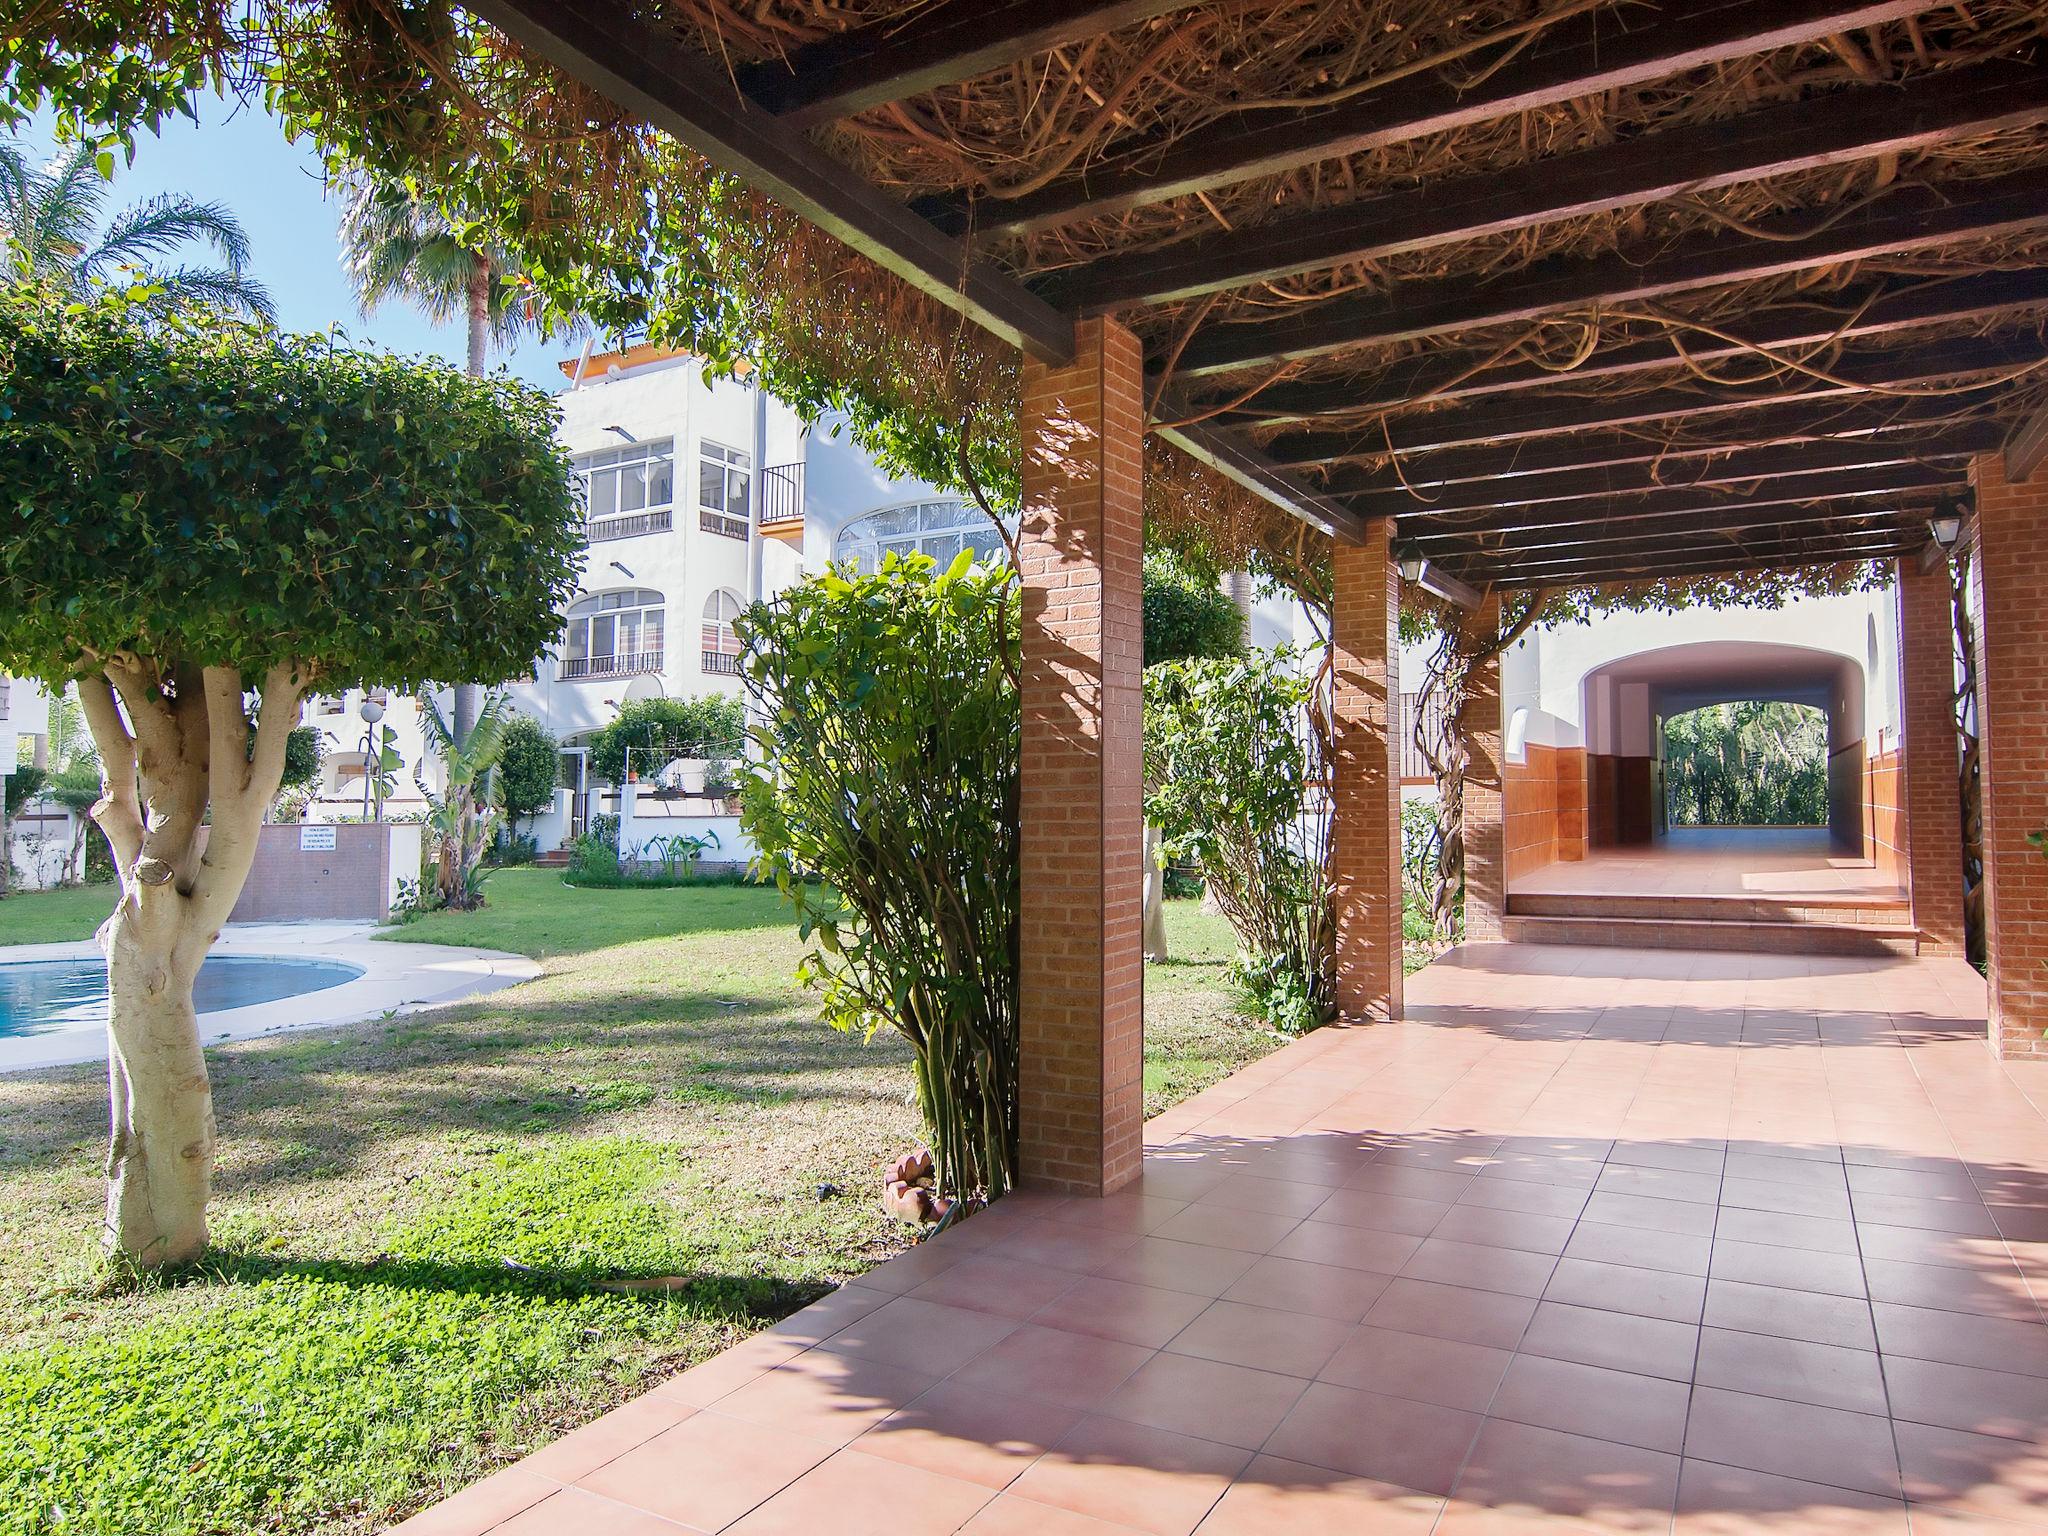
75,672,144,874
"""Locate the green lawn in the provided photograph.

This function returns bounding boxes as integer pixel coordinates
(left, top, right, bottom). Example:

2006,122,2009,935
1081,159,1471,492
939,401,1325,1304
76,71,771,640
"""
0,883,115,945
0,871,1281,1536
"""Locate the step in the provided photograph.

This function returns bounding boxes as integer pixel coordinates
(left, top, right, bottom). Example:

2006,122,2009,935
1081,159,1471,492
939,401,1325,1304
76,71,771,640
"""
535,851,572,867
1507,891,1914,927
1501,913,1920,958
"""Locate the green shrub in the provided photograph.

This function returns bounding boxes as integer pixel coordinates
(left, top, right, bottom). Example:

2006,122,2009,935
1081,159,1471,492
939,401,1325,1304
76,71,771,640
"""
587,697,745,786
1145,649,1335,1033
739,551,1019,1202
497,716,562,829
1143,550,1245,666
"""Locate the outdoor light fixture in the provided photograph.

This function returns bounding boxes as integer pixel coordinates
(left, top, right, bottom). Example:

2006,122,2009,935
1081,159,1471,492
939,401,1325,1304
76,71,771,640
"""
1929,494,1964,551
357,697,387,824
609,559,636,579
1396,550,1428,583
604,424,637,443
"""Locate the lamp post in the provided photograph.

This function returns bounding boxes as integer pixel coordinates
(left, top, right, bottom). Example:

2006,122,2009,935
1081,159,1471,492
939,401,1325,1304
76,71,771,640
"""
358,696,387,823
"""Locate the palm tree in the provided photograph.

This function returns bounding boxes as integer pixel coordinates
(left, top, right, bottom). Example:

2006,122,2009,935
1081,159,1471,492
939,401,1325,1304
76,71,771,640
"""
0,139,274,322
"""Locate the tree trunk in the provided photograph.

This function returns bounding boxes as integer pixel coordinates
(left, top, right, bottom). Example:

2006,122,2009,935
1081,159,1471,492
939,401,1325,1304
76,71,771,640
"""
466,256,490,378
101,904,213,1266
1143,823,1169,961
0,782,11,900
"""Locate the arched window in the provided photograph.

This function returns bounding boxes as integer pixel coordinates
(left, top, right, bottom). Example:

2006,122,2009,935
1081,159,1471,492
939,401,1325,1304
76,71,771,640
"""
833,499,1012,574
561,589,665,680
701,589,745,676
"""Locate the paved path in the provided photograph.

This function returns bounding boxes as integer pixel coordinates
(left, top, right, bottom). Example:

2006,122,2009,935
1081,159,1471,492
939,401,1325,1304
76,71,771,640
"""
400,943,2048,1536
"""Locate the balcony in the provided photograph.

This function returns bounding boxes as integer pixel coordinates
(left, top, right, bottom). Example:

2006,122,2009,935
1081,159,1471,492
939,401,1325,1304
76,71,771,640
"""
587,509,673,543
559,650,664,681
699,509,750,541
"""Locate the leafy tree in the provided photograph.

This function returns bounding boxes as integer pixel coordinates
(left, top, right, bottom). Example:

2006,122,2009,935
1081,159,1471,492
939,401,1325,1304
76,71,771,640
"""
1145,651,1335,1034
497,714,561,831
739,553,1019,1203
586,695,747,787
415,691,514,909
1143,550,1244,667
0,137,273,320
0,280,581,1266
45,761,104,885
1664,701,1829,827
280,723,323,791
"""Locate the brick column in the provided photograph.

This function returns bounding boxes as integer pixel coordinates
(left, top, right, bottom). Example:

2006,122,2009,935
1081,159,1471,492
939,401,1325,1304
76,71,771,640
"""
1970,452,2048,1059
1017,317,1146,1193
1462,596,1506,943
1331,522,1405,1021
1897,558,1966,959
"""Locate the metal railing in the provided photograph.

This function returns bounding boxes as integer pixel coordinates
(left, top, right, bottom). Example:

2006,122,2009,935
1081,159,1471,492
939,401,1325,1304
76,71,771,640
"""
760,462,803,524
559,650,664,681
1400,690,1448,781
699,509,750,541
587,509,673,543
701,651,742,677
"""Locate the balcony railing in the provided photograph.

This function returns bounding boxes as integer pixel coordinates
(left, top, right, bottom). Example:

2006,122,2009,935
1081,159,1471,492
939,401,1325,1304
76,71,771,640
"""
699,508,750,541
588,509,673,543
760,462,803,524
701,651,742,677
560,650,664,681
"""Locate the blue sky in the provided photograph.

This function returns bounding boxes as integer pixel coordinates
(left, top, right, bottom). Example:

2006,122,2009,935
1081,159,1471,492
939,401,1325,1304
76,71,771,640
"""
21,95,579,394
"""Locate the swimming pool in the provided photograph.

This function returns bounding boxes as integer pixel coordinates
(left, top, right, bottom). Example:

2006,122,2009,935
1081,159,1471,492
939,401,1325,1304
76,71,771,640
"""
0,955,366,1039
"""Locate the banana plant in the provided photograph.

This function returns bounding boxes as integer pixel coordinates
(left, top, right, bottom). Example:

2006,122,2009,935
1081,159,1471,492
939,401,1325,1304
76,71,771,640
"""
415,690,514,909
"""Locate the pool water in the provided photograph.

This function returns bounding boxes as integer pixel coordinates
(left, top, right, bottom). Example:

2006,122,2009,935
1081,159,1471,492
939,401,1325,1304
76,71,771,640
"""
0,956,365,1039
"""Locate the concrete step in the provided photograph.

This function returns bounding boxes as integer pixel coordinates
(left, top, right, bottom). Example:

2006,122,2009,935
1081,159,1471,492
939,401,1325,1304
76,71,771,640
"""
535,851,572,868
1501,912,1921,958
1507,891,1914,927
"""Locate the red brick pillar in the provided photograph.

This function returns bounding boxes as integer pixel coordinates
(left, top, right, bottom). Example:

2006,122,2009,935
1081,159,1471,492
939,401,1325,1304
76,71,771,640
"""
1897,559,1966,959
1331,522,1405,1021
1970,452,2048,1059
1462,595,1506,943
1018,317,1146,1193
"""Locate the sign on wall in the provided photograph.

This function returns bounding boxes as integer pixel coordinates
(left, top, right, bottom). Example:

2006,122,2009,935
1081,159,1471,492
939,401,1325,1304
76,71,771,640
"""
298,825,338,852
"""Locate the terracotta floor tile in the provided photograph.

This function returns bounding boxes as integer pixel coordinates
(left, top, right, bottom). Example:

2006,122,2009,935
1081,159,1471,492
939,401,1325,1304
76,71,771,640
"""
1852,1194,2002,1238
1150,1201,1307,1254
1704,1279,1877,1351
1671,1459,1910,1534
1719,1175,1855,1221
1034,1274,1214,1349
1009,1414,1253,1536
1870,1301,2048,1377
1713,1206,1860,1256
1710,1238,1868,1299
1192,1453,1444,1535
386,1468,559,1536
856,1378,1080,1491
1264,1380,1483,1495
1683,1386,1902,1499
1098,1349,1308,1449
1318,1324,1513,1413
1364,1277,1540,1350
714,1350,937,1446
493,1488,706,1536
1429,1203,1579,1256
1219,1254,1393,1322
1441,1416,1680,1534
1582,1189,1721,1237
1399,1235,1559,1297
1694,1327,1888,1415
520,1393,699,1482
575,1411,833,1531
1863,1256,2040,1320
988,1219,1147,1274
1895,1419,2048,1523
1545,1256,1708,1323
1270,1218,1426,1275
958,1493,1155,1534
1196,1172,1332,1218
905,1253,1082,1320
723,1448,994,1535
1309,1189,1454,1238
815,1295,1018,1375
1518,1299,1701,1381
1091,1236,1263,1298
1454,1176,1592,1219
1881,1355,2048,1442
1163,1297,1352,1379
948,1322,1154,1412
1489,1352,1691,1452
1596,1164,1724,1205
1565,1220,1714,1276
1062,1191,1191,1236
1609,1142,1727,1176
845,1240,967,1298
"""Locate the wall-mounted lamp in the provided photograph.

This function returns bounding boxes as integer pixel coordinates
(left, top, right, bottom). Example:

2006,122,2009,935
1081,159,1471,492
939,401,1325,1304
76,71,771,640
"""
1396,550,1427,583
1929,506,1963,552
604,424,637,443
609,560,635,579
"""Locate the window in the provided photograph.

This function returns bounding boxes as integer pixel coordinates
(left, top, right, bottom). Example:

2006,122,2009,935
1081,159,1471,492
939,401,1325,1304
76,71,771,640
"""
560,589,665,680
833,499,1012,574
574,439,675,521
699,441,751,539
701,590,744,676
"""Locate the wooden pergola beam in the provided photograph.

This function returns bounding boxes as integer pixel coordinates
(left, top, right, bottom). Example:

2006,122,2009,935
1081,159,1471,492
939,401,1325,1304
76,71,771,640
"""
1447,535,1925,588
1052,57,2048,312
1329,415,2009,498
1176,171,2048,378
736,0,1196,127
2009,396,2048,482
1198,270,2048,426
1264,334,2038,463
1405,505,1931,559
468,0,1349,543
923,0,1930,238
1339,432,1989,517
1391,470,1952,541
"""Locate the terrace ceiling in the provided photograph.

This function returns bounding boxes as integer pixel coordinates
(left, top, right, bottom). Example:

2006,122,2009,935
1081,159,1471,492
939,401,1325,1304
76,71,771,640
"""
471,0,2048,588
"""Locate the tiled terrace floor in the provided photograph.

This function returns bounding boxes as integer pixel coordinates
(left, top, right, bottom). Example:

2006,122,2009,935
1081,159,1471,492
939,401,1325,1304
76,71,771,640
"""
400,943,2048,1536
1512,828,1907,904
